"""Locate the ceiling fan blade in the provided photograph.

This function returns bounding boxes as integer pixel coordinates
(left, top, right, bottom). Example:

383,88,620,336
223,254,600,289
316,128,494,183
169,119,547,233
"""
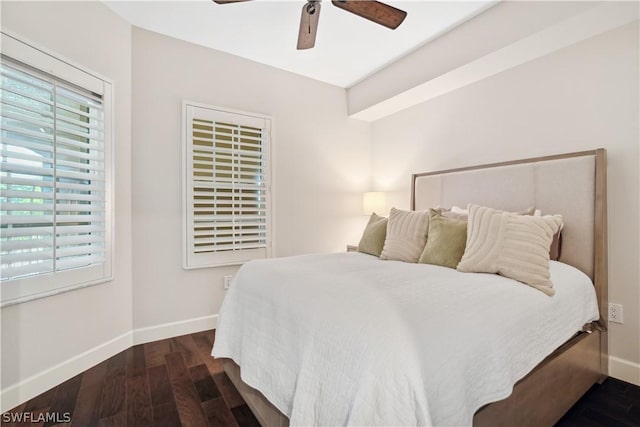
297,2,321,50
331,0,406,30
212,0,252,4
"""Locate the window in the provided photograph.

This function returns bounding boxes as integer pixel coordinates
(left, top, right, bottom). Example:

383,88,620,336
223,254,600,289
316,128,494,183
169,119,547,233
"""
183,103,271,268
0,33,112,306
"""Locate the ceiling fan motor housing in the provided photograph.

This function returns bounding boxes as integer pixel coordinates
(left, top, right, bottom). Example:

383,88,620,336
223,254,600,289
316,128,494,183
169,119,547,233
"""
306,0,320,15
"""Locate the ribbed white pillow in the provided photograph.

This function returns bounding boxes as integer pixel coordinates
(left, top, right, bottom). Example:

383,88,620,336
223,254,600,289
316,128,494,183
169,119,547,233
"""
380,208,430,262
457,204,563,295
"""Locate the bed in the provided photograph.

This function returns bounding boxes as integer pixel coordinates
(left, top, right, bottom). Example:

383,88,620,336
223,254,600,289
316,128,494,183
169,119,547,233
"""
212,149,608,426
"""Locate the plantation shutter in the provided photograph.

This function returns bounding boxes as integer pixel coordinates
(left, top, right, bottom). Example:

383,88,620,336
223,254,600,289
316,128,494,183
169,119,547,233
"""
184,104,271,268
1,54,111,304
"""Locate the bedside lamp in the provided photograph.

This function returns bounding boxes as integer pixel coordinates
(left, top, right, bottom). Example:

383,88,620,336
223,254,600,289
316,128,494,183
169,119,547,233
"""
363,191,386,215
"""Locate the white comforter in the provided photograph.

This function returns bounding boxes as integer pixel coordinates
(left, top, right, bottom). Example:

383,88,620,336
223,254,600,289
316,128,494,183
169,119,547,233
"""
212,253,599,426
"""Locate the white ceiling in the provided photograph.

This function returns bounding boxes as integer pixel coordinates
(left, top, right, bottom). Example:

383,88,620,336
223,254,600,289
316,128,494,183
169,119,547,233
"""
104,0,496,88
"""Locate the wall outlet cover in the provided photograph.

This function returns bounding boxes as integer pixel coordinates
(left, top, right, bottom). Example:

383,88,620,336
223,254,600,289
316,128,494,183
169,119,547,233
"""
223,275,233,290
608,303,623,324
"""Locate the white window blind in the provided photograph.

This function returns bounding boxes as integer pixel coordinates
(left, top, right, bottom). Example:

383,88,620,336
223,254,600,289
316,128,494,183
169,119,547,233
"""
0,38,112,306
183,103,271,268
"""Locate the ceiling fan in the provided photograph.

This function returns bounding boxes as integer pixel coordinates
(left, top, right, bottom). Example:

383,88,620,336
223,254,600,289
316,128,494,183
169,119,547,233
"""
212,0,408,50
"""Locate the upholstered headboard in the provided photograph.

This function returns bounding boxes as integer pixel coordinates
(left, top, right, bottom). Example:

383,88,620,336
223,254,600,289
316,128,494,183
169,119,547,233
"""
411,149,608,330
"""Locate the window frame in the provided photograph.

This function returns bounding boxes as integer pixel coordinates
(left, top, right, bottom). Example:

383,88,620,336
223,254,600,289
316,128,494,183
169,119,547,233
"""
182,101,273,269
0,32,114,307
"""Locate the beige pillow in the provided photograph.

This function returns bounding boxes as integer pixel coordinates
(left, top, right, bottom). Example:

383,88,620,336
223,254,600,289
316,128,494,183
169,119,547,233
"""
357,213,388,257
380,208,430,262
418,209,467,269
457,205,563,295
549,232,562,261
534,210,563,261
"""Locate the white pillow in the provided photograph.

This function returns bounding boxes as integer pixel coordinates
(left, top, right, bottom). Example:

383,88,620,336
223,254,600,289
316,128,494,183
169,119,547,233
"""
446,205,535,220
380,208,430,262
451,205,468,215
457,204,563,295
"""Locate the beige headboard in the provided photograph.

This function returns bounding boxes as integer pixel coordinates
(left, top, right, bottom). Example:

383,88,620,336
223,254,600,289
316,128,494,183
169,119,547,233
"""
411,149,608,327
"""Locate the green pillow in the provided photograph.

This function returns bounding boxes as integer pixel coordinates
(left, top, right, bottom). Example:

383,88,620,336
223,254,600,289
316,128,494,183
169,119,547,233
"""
357,213,387,257
418,209,467,268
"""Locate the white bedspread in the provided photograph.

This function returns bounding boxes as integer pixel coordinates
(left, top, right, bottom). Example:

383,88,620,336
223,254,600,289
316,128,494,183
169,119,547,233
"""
212,253,599,426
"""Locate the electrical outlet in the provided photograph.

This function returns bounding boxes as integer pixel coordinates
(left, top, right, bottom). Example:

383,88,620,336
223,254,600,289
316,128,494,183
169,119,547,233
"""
223,275,233,290
608,303,623,324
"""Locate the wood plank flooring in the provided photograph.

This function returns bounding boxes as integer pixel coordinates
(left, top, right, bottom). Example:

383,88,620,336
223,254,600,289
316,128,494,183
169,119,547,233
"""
556,376,640,427
3,329,638,426
1,330,258,427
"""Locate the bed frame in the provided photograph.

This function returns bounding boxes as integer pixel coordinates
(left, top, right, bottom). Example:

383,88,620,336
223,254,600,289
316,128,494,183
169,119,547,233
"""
223,149,608,427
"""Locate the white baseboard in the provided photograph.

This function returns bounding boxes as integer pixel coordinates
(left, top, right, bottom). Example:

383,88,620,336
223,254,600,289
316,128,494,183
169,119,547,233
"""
1,331,133,413
132,314,218,345
1,314,218,413
609,356,640,386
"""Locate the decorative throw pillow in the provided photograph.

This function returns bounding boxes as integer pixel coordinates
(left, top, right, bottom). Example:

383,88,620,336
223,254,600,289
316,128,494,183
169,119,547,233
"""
380,208,430,262
534,210,563,261
418,209,467,269
457,205,563,295
357,213,388,257
549,232,562,261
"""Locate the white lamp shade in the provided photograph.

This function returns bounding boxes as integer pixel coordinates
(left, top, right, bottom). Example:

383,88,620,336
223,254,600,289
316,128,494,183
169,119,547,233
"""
363,191,386,215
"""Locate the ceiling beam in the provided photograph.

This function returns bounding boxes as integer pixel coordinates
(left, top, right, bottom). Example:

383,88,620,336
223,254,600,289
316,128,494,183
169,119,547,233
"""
348,1,639,122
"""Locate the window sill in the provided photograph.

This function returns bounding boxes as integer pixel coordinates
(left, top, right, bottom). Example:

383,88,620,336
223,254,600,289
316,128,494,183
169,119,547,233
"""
0,276,113,308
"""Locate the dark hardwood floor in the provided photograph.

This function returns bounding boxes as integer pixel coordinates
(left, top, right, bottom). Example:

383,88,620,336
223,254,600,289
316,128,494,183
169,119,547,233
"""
2,329,638,426
556,376,640,427
2,330,258,427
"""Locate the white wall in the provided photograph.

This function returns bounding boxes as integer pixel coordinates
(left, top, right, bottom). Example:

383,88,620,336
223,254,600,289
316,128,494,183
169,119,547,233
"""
371,22,640,384
0,1,133,410
131,28,370,334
